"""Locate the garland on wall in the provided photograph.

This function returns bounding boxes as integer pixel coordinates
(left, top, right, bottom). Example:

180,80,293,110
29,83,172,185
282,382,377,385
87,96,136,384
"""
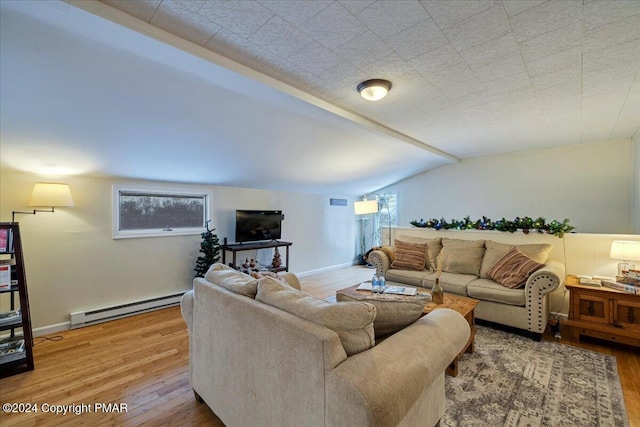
409,216,575,238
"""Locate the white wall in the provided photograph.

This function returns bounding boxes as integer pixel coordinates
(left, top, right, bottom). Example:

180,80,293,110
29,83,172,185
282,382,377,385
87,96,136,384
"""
382,139,634,234
0,170,359,332
633,132,640,234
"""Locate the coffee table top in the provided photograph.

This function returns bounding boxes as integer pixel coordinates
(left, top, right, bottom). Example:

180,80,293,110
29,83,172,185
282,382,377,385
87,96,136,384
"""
338,282,479,317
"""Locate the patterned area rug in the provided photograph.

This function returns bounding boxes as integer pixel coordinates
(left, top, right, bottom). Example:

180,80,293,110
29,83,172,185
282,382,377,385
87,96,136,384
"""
444,325,629,427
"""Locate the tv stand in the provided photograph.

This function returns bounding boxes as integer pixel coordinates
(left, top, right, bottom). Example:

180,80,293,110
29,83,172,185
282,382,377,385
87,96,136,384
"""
221,239,292,272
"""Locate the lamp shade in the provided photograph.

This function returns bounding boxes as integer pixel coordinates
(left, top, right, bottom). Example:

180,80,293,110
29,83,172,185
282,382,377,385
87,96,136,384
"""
354,199,378,215
28,183,75,207
609,241,640,261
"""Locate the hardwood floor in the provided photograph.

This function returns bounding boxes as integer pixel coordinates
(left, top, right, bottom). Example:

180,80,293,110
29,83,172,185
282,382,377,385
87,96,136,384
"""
0,265,638,426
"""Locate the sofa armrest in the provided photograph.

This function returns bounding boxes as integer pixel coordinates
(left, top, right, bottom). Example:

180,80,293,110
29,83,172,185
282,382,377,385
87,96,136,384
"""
368,249,391,277
325,308,470,427
280,272,302,290
524,259,566,333
526,259,565,296
181,290,194,332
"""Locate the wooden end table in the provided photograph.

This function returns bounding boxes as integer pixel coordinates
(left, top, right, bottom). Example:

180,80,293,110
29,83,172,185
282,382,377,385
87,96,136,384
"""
563,275,640,347
337,284,479,376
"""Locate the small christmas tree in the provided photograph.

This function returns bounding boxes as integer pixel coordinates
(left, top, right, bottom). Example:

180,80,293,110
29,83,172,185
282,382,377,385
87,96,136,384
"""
271,247,282,269
194,220,221,277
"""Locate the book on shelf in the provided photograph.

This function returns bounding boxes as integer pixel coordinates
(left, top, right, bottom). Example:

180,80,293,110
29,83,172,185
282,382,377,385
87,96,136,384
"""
0,228,13,253
601,280,639,294
0,339,25,363
0,310,20,326
0,264,10,289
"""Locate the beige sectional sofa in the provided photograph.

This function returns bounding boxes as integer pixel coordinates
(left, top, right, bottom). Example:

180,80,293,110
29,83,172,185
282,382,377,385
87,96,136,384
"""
368,233,566,339
181,264,470,427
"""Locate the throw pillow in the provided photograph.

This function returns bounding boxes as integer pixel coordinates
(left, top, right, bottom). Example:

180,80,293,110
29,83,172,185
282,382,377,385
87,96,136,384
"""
205,266,258,298
336,292,429,339
480,241,552,279
256,279,376,356
397,235,442,269
391,240,428,271
439,239,486,276
487,247,545,289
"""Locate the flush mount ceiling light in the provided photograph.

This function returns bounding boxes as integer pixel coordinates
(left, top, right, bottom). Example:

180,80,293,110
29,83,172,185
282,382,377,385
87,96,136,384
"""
357,79,392,101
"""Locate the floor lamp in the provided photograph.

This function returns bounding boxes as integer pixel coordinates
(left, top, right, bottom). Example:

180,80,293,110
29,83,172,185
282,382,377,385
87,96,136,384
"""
354,198,378,263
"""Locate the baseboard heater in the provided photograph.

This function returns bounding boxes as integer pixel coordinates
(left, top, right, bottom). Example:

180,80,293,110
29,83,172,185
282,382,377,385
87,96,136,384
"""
69,292,186,329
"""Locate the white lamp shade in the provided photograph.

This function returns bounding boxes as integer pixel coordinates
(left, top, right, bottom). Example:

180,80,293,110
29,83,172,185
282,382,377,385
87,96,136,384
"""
354,199,378,215
609,241,640,261
28,183,75,207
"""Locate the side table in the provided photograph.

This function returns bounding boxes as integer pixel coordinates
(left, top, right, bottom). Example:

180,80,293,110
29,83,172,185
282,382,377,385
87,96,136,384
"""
563,275,640,347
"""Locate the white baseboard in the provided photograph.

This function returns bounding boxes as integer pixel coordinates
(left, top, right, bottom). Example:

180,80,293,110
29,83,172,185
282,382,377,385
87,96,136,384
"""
33,322,70,337
550,313,568,321
297,261,359,277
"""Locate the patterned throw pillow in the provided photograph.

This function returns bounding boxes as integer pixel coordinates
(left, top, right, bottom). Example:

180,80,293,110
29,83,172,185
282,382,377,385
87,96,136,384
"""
336,292,429,339
391,240,428,271
487,247,545,289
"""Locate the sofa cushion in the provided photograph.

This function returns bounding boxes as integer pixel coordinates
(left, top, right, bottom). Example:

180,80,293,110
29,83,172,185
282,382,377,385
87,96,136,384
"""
487,247,545,289
256,278,376,356
422,272,476,296
480,241,552,279
391,240,428,271
467,278,526,306
335,292,428,339
397,235,442,270
439,238,486,276
386,269,431,287
205,264,258,298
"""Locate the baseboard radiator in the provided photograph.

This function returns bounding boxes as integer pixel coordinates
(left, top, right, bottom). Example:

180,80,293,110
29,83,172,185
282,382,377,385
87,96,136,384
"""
69,292,186,329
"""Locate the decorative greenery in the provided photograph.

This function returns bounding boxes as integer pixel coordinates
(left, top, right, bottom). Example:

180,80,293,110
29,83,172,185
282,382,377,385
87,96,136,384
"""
194,220,221,277
409,216,574,238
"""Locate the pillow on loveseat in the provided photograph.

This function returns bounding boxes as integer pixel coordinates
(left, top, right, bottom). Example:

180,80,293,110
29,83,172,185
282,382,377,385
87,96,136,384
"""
336,292,429,339
480,241,552,279
487,247,545,289
439,238,486,276
256,278,376,356
205,263,258,298
391,240,428,271
396,235,442,270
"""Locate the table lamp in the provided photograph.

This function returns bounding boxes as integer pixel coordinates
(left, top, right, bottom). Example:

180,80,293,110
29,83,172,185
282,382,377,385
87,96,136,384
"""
609,240,640,275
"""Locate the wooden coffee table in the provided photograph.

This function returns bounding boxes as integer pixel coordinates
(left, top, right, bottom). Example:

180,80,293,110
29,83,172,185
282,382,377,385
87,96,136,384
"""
337,283,479,377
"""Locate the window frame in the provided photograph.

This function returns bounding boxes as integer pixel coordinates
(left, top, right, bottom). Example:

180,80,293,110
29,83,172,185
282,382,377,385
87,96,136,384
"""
112,184,212,239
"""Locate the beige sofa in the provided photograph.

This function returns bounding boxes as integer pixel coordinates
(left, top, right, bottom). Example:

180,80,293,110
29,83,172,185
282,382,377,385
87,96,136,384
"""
181,264,470,427
368,234,566,339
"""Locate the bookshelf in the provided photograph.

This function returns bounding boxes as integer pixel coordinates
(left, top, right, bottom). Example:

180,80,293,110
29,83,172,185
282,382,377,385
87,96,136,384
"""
0,222,35,378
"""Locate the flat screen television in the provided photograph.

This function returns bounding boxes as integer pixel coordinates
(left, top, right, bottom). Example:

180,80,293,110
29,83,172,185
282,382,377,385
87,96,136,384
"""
235,210,283,243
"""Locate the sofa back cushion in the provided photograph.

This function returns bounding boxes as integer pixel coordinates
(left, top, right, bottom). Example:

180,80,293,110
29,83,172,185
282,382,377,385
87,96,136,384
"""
256,278,376,356
396,235,442,270
480,241,552,279
439,238,486,276
487,247,545,289
205,264,258,298
336,292,429,339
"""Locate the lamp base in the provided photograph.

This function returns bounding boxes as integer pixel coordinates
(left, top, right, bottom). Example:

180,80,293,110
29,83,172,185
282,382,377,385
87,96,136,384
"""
618,261,636,275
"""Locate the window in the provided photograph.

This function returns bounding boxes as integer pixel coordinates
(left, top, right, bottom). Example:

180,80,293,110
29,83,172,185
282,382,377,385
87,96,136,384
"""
112,185,212,239
375,192,398,246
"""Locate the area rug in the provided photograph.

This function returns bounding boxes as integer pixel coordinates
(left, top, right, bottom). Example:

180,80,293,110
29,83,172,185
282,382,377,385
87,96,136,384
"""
443,325,629,427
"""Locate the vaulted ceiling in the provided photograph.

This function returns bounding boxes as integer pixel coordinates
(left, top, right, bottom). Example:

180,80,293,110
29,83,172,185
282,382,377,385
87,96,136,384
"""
1,1,639,195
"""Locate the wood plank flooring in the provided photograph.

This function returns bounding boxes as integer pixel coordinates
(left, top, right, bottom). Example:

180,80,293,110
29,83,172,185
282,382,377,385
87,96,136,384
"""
1,266,638,426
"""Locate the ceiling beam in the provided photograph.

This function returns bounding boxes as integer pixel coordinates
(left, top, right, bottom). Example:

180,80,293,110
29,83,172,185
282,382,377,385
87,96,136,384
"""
70,0,460,164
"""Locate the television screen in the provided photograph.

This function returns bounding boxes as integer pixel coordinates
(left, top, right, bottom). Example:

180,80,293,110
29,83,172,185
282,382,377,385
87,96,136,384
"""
235,210,282,243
